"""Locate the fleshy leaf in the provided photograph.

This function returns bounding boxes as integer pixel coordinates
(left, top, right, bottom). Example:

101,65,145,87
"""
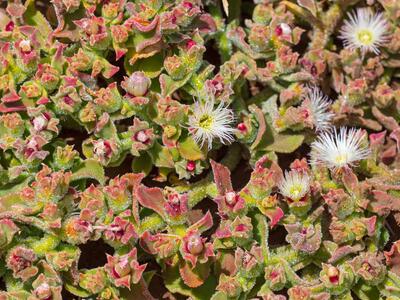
71,159,106,185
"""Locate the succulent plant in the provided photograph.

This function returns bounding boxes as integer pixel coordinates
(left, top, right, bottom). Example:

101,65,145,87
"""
0,0,400,299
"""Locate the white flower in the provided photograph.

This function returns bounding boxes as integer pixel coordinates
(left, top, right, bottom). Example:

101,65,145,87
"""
304,86,334,132
310,127,370,170
278,170,311,201
188,99,235,149
339,8,389,55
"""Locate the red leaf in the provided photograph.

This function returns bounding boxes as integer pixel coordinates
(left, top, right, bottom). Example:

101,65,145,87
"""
210,160,233,196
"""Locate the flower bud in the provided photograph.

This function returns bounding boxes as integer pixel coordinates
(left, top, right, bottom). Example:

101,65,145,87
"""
327,266,340,284
34,282,52,300
237,122,247,132
275,23,291,37
134,130,150,144
225,192,238,206
187,234,204,255
113,259,131,278
19,39,32,53
32,114,50,132
122,72,151,97
186,161,196,172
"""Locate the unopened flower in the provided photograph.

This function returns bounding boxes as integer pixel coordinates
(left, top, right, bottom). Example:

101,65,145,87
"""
278,170,310,202
310,127,370,170
275,23,291,37
188,99,235,149
6,246,38,281
339,8,389,55
105,248,146,289
91,139,118,165
304,86,333,132
121,72,151,97
320,263,355,294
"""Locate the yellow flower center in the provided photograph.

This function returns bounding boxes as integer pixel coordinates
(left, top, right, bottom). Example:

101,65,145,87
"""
334,153,348,165
289,185,303,200
199,114,213,130
356,29,374,45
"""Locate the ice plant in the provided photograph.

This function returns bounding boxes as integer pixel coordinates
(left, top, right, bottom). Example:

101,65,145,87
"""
187,99,235,149
0,1,400,299
310,127,371,170
278,170,311,202
304,86,334,132
339,8,389,55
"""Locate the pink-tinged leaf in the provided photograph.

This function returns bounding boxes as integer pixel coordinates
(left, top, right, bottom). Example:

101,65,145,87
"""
53,42,67,65
37,97,50,105
197,14,217,34
365,216,377,236
381,144,397,163
189,211,213,233
6,3,26,17
370,190,400,216
136,185,165,218
372,106,399,131
210,160,233,196
390,128,400,151
0,104,26,112
385,240,400,276
328,243,364,264
115,48,128,61
153,234,180,259
215,225,231,239
2,91,21,103
114,275,131,289
127,16,159,32
216,251,236,276
265,207,284,228
370,130,386,149
64,77,77,87
135,31,162,53
179,262,205,288
102,64,120,79
122,173,144,224
105,248,147,290
139,231,158,255
122,173,145,189
341,167,359,196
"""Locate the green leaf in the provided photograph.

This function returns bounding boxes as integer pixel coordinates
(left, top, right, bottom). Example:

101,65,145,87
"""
30,234,60,257
149,143,174,169
64,282,91,298
160,73,192,96
352,281,380,300
211,291,233,300
265,133,305,153
177,136,205,161
0,177,33,213
252,213,270,262
132,152,153,175
164,263,217,300
0,176,31,197
24,0,53,46
126,52,164,78
71,159,106,185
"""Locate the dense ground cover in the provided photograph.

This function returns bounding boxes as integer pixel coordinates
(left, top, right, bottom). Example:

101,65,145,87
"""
1,0,400,299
